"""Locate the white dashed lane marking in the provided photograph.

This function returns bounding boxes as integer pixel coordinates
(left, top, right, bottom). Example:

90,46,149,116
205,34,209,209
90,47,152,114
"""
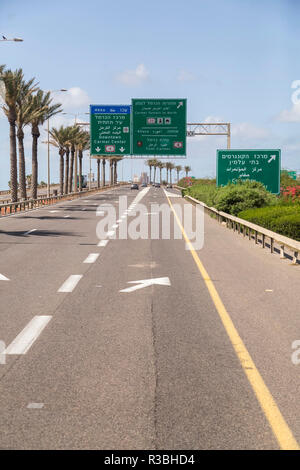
4,316,52,355
58,275,83,293
83,253,100,264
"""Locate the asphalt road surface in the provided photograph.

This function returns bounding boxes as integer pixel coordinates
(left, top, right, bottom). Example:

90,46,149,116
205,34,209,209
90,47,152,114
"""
0,185,299,449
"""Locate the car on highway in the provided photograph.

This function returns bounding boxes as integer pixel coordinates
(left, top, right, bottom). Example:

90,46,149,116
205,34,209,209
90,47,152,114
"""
131,183,139,190
141,182,147,187
166,184,173,188
154,183,161,188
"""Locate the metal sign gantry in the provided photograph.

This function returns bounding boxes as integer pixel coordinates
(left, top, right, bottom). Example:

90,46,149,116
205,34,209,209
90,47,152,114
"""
77,121,231,155
186,123,231,149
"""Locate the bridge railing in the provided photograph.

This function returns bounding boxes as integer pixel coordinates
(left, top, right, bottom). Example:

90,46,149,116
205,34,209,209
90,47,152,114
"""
0,183,126,217
175,186,300,264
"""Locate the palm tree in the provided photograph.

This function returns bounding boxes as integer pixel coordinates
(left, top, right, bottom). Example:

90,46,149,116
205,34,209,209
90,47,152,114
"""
169,163,175,185
184,165,191,177
28,90,61,199
157,161,164,184
77,130,89,191
165,162,172,184
15,77,39,199
152,159,159,184
147,159,154,183
67,126,81,193
102,158,106,187
175,165,182,183
63,126,74,194
49,126,68,195
0,68,28,201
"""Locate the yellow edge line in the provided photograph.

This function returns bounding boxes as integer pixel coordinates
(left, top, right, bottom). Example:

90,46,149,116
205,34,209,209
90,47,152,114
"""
167,194,299,451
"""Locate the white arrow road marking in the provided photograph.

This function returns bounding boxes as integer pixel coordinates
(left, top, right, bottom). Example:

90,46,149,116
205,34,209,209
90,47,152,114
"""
4,316,52,355
120,277,171,293
58,275,83,293
98,239,109,247
107,230,115,237
0,274,9,281
268,155,276,163
96,210,105,216
83,253,99,264
112,224,118,229
24,229,37,236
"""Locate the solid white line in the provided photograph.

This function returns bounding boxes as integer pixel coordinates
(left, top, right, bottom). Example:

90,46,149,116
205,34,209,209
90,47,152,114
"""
83,253,99,264
58,274,83,293
24,229,37,236
64,215,70,218
98,240,109,247
5,316,52,355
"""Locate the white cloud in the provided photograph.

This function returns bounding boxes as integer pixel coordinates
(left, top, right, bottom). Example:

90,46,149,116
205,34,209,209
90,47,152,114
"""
177,69,196,82
52,87,90,110
231,122,270,140
277,103,300,122
117,64,149,86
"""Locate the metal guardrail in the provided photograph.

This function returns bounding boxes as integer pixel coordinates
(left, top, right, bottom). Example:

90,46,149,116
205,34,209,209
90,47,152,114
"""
0,183,125,217
175,186,300,265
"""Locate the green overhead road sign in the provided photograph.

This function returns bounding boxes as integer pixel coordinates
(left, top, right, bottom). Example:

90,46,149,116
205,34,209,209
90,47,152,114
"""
217,149,281,194
132,99,187,156
90,105,131,156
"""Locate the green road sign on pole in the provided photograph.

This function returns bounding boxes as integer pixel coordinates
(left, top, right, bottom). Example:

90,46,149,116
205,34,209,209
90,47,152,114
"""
288,171,297,180
90,105,131,156
216,149,281,194
132,99,187,156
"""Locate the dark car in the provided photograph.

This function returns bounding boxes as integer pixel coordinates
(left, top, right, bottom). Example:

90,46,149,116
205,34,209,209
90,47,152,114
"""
141,182,147,187
131,183,139,190
166,184,173,188
154,183,161,188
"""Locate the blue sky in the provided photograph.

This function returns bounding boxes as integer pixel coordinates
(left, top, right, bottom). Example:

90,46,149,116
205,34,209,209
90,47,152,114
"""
1,0,300,188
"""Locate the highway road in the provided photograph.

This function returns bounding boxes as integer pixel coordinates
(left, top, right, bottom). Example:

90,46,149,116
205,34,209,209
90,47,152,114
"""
0,185,299,449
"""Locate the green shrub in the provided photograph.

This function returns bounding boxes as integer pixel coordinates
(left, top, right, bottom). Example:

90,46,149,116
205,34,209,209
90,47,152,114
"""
238,204,300,241
213,181,276,216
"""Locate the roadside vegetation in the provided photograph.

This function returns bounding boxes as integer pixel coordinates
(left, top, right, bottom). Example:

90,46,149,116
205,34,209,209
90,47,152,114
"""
180,174,300,240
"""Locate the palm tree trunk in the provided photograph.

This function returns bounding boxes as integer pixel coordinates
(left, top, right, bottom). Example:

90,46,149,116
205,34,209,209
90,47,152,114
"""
177,170,179,182
64,148,69,194
160,169,162,184
69,147,74,193
170,170,173,185
17,127,27,200
97,159,100,188
114,160,117,184
78,151,83,191
59,150,64,196
9,117,18,202
110,159,113,185
149,166,152,183
102,158,106,187
31,124,40,200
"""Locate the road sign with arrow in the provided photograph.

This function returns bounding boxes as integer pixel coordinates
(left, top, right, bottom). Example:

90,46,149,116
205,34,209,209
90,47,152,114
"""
90,105,131,156
217,149,281,194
